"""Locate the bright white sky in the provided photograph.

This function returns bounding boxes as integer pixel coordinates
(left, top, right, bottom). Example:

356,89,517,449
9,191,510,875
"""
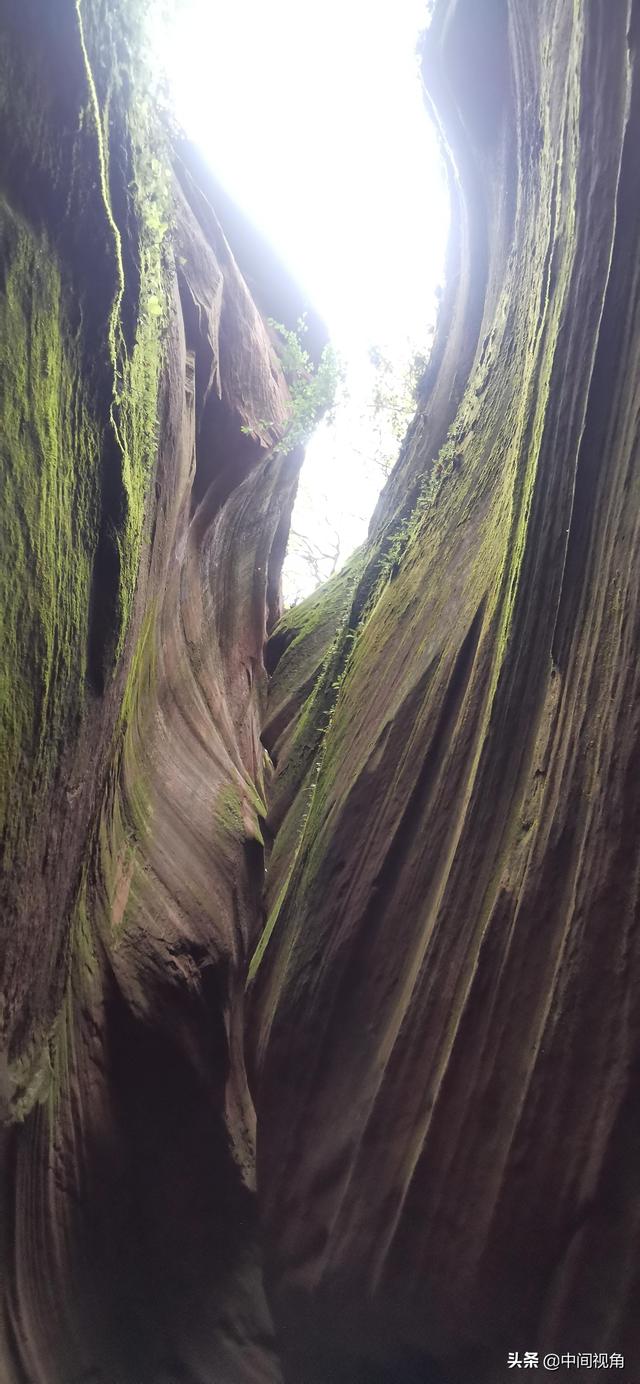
156,0,449,601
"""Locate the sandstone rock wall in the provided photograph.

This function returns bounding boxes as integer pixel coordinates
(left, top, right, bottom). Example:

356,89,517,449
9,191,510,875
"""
0,3,308,1378
3,1,640,1381
253,2,640,1380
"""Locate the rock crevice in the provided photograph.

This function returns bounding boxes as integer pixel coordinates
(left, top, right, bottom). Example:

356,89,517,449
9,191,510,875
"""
3,2,640,1382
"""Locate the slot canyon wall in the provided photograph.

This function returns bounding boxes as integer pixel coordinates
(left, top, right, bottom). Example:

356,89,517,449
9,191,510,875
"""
0,1,305,1378
2,1,640,1383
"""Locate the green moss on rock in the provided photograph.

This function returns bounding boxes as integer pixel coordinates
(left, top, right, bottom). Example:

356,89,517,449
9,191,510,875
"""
0,204,98,870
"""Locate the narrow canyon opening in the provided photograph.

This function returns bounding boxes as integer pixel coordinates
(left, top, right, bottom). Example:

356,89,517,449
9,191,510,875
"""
155,0,450,602
2,2,640,1383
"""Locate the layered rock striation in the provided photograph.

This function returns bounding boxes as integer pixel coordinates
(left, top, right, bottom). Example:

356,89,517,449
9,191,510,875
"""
253,1,640,1380
0,2,313,1379
3,0,640,1382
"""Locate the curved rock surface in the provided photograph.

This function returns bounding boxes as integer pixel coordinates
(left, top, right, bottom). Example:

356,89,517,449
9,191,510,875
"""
252,2,640,1380
0,2,314,1379
3,0,640,1382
